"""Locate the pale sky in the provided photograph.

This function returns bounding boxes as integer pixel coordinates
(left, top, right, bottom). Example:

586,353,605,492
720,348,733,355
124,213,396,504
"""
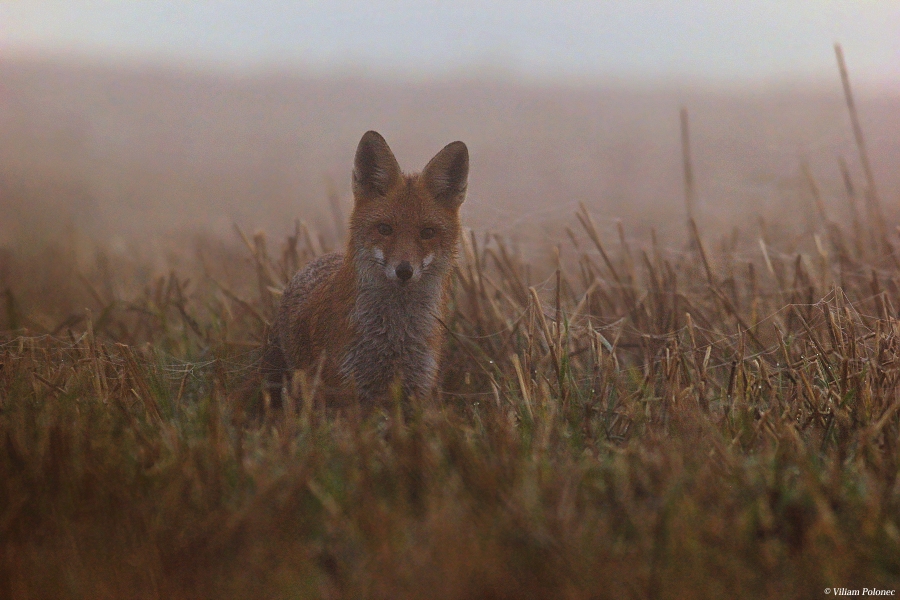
1,1,898,84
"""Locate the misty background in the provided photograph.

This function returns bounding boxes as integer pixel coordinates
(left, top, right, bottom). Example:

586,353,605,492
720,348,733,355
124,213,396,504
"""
1,1,898,253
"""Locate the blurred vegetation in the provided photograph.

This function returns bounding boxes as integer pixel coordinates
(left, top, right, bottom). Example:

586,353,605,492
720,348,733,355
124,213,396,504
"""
2,185,900,597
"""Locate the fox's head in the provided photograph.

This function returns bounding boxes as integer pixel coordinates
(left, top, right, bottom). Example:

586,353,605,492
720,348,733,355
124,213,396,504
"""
348,131,468,288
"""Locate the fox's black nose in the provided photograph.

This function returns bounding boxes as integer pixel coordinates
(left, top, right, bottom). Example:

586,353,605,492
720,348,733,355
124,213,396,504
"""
396,261,413,281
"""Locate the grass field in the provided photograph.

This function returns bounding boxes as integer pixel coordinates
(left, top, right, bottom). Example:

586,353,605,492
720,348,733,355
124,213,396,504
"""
3,194,900,598
2,60,900,600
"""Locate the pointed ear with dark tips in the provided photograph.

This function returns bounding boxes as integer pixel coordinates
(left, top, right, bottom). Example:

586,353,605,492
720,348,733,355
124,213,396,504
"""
422,141,468,208
353,131,402,200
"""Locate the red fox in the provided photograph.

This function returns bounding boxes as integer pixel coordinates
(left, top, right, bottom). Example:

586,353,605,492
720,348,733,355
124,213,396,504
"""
259,130,468,409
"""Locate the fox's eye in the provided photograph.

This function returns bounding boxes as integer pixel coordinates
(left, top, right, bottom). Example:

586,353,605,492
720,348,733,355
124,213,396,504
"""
420,227,436,240
377,223,393,236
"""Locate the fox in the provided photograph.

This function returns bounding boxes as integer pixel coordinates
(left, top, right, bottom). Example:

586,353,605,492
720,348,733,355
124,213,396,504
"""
258,130,469,410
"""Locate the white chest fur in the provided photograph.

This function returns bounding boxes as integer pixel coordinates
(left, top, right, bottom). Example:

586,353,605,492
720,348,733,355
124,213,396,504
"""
341,279,442,401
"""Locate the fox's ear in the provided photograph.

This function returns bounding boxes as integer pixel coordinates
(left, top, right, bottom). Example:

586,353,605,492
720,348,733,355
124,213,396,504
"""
353,131,402,200
422,141,468,209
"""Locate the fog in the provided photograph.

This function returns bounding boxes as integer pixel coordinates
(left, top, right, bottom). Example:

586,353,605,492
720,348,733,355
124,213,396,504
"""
3,2,898,83
0,3,898,252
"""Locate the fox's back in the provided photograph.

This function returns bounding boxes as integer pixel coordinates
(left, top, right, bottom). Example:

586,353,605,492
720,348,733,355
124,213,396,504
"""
274,252,344,371
278,252,344,325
